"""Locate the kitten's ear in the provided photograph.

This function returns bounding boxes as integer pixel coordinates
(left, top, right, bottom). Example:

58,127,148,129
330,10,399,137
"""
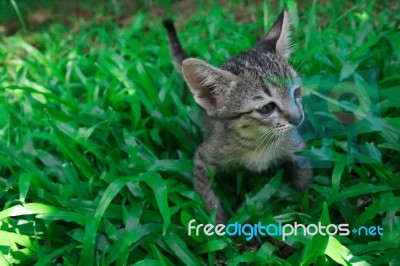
182,58,238,115
253,10,292,59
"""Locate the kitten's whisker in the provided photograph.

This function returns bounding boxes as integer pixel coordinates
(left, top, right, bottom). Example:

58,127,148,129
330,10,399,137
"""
260,131,276,155
239,134,251,149
251,131,272,162
228,121,243,129
273,135,280,158
303,113,311,122
254,131,270,151
272,137,276,158
295,58,306,73
274,136,280,158
260,133,276,158
256,130,273,142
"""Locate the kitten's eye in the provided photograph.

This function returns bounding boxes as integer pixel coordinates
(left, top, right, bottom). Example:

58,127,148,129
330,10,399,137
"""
294,87,302,98
257,103,276,114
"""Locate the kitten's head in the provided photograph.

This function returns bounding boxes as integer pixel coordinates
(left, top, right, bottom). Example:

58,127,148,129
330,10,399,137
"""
182,11,304,138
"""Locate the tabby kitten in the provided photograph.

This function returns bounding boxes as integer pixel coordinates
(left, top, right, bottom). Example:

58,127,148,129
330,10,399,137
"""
163,11,311,223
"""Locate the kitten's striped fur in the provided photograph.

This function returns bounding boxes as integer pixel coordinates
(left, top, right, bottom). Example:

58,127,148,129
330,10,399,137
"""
163,11,312,223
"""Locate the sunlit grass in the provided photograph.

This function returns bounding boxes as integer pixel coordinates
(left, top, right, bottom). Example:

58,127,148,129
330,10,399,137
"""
0,0,399,265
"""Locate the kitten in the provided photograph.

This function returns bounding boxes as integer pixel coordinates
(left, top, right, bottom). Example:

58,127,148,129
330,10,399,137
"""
163,11,311,223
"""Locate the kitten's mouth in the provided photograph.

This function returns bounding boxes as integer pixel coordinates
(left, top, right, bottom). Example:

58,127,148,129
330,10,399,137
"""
235,123,294,138
273,125,295,134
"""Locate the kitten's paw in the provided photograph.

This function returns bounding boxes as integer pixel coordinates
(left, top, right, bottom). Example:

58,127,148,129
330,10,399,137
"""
293,167,312,191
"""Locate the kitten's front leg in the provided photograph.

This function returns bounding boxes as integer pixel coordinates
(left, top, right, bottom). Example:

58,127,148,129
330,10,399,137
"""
286,135,312,190
193,145,227,223
282,149,312,191
292,156,312,191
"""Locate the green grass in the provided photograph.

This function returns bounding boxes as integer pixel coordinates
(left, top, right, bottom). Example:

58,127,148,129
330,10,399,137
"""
0,0,399,265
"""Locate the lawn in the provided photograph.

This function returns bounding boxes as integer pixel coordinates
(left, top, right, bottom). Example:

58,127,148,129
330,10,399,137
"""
0,0,399,265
